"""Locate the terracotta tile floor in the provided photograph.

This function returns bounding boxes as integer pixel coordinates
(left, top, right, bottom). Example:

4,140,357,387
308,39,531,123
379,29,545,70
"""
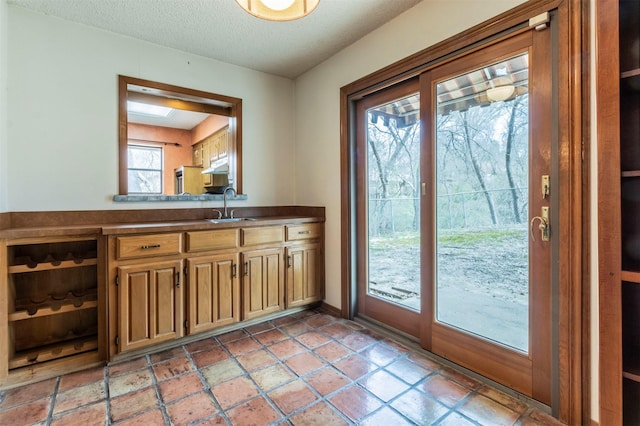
0,309,564,425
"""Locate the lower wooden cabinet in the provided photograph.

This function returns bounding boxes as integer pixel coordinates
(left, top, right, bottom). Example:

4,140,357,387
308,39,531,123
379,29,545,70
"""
116,260,183,353
106,220,323,359
186,253,240,334
286,243,323,308
242,248,284,320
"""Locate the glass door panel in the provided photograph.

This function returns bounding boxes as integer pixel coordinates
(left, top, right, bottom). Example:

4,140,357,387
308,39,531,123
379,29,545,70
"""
434,54,530,352
367,94,421,311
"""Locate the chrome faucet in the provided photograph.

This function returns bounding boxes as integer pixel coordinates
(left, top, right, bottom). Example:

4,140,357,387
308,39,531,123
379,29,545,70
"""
223,187,236,218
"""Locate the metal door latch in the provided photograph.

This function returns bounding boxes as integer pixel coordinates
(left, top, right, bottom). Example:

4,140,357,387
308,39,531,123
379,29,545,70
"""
541,175,550,199
530,206,550,242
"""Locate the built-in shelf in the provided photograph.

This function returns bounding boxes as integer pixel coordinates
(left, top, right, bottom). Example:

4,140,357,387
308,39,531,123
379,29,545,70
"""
5,237,100,376
621,68,640,79
9,299,98,322
621,270,640,283
9,337,98,370
624,367,640,383
9,258,97,274
622,170,640,178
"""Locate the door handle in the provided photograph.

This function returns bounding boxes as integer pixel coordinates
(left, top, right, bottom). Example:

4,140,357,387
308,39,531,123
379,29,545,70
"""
530,206,550,242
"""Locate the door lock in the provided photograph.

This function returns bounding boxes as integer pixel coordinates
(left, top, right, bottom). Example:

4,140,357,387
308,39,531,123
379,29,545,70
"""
530,206,550,242
541,175,550,199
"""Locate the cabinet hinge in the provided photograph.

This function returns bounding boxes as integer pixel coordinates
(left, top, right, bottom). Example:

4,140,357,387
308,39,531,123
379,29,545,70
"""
115,275,119,286
115,335,119,346
184,320,189,329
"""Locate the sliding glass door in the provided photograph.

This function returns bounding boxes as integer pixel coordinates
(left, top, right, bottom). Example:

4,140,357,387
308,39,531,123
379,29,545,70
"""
355,29,554,404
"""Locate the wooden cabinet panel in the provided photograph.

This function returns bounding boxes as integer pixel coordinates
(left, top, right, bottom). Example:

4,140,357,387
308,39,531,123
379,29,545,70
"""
286,243,323,308
187,254,239,334
185,229,238,252
117,260,183,353
116,233,182,260
242,248,284,320
241,226,284,247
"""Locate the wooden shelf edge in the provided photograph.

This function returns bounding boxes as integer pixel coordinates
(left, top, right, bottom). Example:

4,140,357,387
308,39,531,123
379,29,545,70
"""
621,68,640,79
9,300,98,321
9,337,98,370
622,170,640,177
623,369,640,383
620,270,640,283
9,258,97,274
1,352,103,391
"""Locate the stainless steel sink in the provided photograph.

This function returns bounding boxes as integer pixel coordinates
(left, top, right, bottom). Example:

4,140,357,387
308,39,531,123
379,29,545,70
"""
206,217,256,224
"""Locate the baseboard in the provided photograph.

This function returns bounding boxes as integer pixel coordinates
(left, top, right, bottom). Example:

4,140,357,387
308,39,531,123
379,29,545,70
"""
318,301,341,317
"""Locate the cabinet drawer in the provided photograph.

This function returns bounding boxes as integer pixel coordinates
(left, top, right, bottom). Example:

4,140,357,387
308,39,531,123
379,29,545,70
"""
286,223,322,241
185,229,239,252
241,226,284,246
116,233,182,260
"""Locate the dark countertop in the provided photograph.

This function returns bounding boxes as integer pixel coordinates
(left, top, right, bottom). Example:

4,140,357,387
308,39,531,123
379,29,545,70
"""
0,215,324,239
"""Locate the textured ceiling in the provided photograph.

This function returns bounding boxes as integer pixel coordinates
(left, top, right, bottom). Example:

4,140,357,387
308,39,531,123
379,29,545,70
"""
7,0,424,79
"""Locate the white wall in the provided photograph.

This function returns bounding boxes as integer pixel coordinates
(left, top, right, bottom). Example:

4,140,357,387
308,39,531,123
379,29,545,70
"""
294,0,526,309
6,6,296,211
0,0,8,213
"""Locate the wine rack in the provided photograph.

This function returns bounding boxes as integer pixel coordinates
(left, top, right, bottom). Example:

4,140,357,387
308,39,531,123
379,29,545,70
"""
6,237,99,370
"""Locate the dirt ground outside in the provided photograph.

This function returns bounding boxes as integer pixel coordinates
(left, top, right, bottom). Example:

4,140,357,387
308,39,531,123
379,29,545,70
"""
368,226,529,351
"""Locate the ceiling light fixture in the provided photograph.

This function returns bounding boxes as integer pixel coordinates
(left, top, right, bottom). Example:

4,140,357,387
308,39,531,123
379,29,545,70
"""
236,0,320,21
486,85,515,102
485,76,516,102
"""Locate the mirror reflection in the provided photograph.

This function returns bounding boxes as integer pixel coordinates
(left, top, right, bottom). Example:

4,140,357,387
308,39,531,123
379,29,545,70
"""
118,76,243,196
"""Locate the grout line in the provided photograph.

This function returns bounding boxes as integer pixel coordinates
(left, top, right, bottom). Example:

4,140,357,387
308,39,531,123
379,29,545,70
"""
147,352,172,426
104,364,112,425
44,376,60,426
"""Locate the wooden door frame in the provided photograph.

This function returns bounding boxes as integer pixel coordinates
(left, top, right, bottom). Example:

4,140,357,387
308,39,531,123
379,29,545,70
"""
339,0,587,423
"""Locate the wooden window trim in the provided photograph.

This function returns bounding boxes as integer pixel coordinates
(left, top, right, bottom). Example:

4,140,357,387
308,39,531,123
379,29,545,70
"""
339,0,587,423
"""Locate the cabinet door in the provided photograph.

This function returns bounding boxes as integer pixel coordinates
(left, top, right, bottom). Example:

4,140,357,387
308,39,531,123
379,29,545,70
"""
242,248,284,320
211,133,220,162
187,253,240,334
218,128,228,158
117,260,183,353
193,142,203,167
202,140,212,186
286,243,323,308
